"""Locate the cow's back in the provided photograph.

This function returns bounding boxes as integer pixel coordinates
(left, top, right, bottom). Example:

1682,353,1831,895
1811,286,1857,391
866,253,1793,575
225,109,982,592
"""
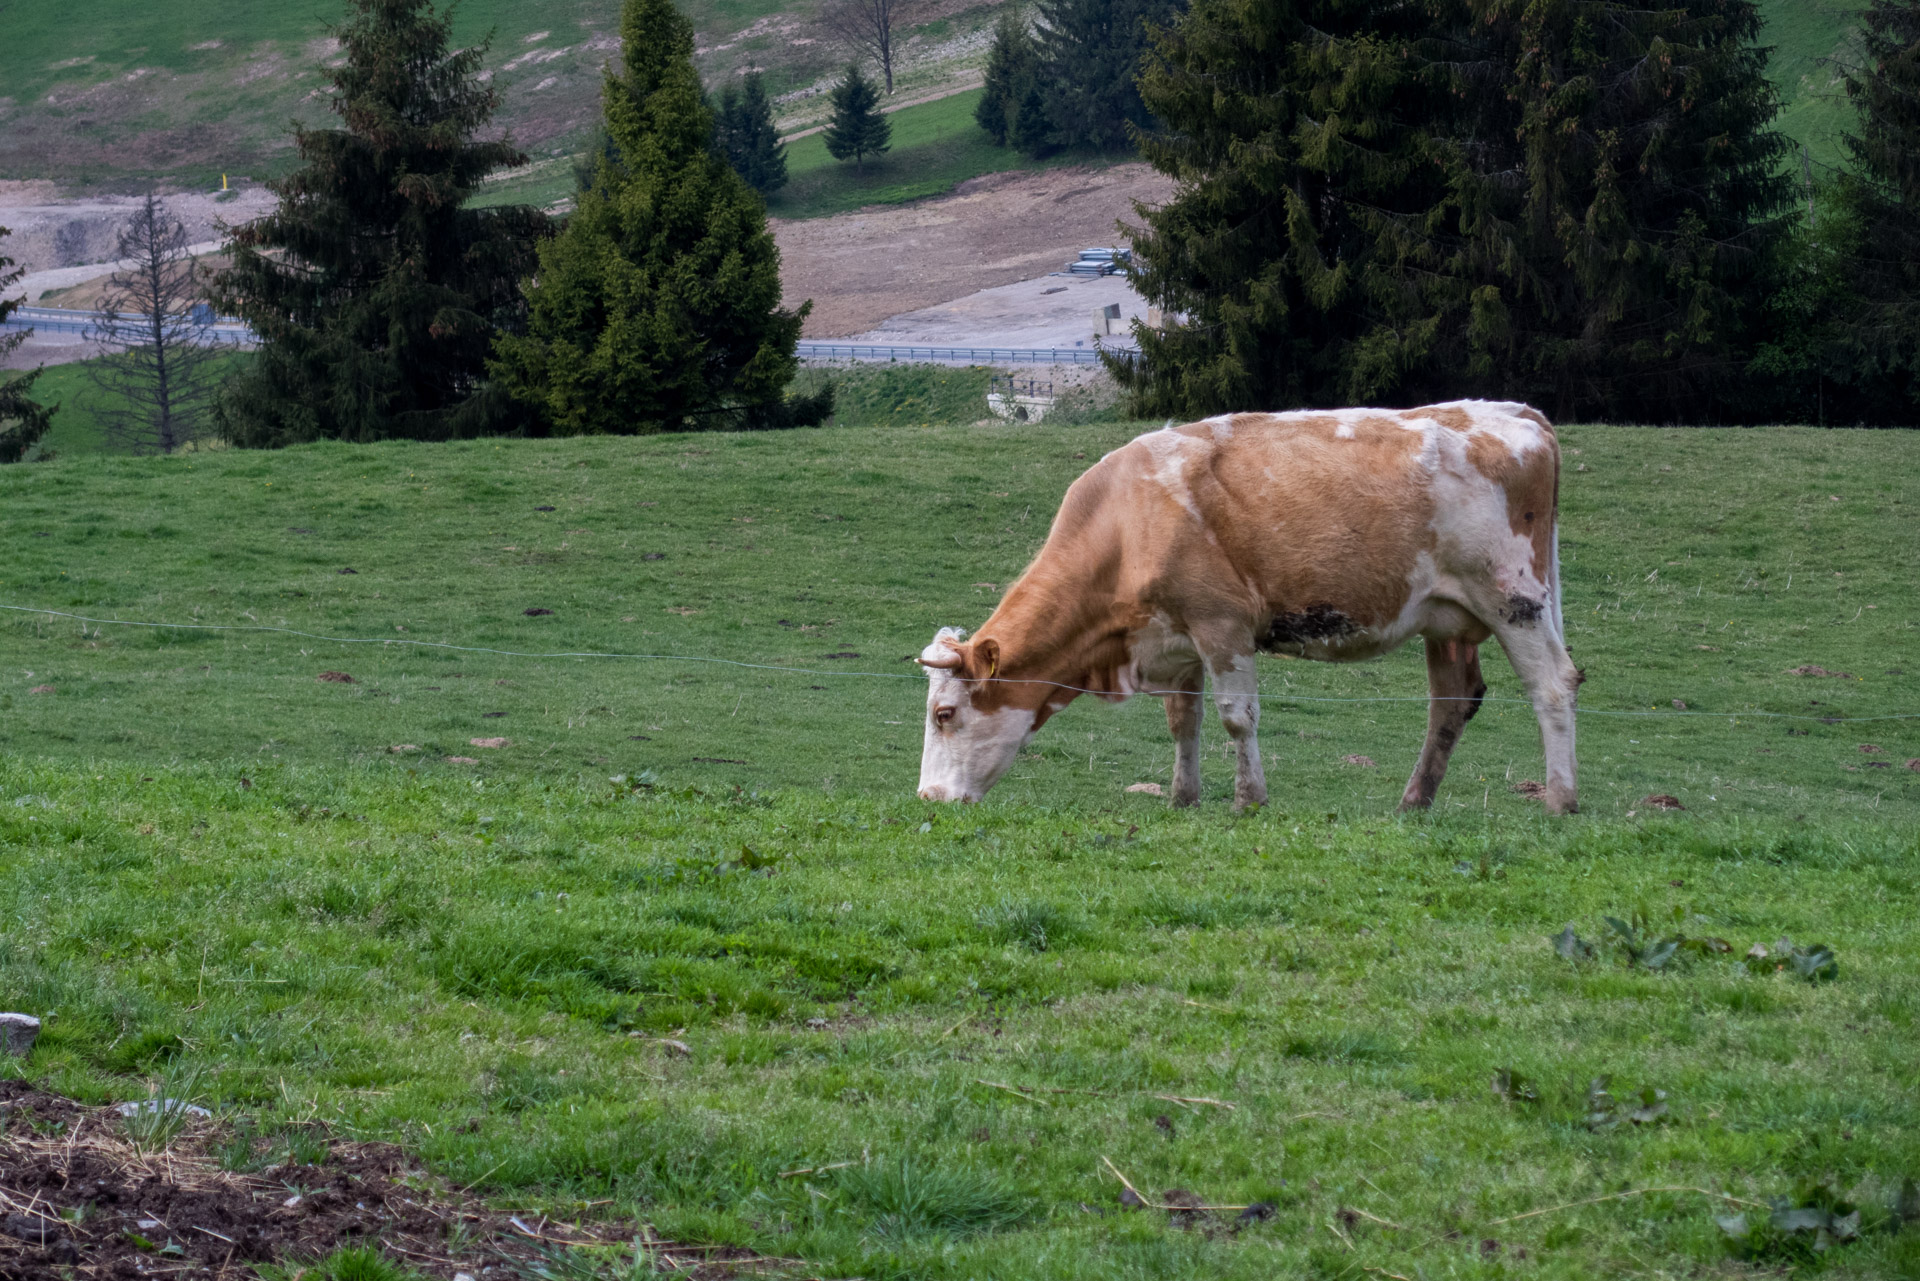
1089,402,1558,638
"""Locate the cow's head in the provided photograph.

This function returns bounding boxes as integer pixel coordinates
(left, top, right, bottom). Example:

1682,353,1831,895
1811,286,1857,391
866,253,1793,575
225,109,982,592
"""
916,627,1034,802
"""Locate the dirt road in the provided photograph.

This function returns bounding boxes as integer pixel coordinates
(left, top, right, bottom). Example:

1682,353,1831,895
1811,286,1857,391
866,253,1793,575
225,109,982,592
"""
773,163,1174,338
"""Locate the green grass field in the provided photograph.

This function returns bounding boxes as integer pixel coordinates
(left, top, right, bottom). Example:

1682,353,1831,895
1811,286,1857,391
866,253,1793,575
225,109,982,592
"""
2,420,1918,1278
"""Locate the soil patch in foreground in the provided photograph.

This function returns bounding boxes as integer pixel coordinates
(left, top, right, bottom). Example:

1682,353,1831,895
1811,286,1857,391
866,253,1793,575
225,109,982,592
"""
0,1080,786,1280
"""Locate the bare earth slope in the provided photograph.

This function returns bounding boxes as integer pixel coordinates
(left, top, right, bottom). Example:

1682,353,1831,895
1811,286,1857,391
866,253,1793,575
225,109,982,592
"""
774,163,1174,337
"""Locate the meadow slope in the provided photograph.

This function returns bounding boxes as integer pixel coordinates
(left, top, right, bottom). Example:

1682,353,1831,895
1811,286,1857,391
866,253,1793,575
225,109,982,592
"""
1,420,1918,1278
0,0,1879,198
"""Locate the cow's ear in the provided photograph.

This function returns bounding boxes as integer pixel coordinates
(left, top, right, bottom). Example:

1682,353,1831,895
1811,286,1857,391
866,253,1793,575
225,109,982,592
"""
973,637,1001,681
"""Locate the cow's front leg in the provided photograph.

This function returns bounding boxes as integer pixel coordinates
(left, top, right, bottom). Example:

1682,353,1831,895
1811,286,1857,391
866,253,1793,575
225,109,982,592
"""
1162,678,1203,807
1202,647,1266,810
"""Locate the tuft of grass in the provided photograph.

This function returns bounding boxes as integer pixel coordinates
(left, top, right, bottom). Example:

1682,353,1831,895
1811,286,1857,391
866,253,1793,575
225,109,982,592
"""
836,1157,1029,1237
257,1246,424,1281
118,1061,207,1152
977,899,1081,952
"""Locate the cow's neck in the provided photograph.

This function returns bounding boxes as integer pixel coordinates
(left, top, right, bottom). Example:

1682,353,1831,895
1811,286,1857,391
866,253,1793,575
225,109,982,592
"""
974,561,1133,715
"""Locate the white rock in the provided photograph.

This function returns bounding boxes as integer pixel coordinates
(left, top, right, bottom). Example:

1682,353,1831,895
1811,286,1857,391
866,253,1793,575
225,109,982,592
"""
0,1014,39,1056
116,1099,212,1119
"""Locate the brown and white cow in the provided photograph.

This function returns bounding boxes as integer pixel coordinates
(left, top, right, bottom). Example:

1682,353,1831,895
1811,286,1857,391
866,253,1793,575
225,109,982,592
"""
916,401,1581,813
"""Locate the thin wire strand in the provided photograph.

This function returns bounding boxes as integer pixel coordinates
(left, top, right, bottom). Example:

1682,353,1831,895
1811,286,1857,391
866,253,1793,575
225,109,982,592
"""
5,603,1916,723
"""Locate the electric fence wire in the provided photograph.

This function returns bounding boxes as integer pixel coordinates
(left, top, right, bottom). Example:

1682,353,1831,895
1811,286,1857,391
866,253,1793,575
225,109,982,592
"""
5,603,1917,723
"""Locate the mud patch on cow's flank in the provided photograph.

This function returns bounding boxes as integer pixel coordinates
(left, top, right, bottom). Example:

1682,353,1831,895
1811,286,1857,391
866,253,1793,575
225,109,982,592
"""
0,1081,781,1280
1259,604,1356,650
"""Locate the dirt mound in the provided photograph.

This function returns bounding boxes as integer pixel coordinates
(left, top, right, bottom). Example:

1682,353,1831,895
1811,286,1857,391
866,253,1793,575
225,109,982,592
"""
0,1081,782,1280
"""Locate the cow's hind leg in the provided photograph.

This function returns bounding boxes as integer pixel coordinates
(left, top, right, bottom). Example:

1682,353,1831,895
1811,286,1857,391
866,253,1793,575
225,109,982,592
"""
1162,676,1203,807
1399,638,1487,811
1492,622,1581,815
1199,644,1266,810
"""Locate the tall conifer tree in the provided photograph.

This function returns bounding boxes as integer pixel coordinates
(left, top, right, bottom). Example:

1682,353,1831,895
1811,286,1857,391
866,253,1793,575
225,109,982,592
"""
1117,0,1790,421
214,0,548,445
824,64,892,170
976,11,1041,147
717,71,789,195
1835,0,1920,404
1448,0,1793,419
1034,0,1183,152
1113,0,1452,414
491,0,813,434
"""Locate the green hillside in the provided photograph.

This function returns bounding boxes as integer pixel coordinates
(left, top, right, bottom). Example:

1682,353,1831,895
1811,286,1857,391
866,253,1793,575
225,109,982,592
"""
1758,0,1868,171
0,0,1002,194
0,0,1876,204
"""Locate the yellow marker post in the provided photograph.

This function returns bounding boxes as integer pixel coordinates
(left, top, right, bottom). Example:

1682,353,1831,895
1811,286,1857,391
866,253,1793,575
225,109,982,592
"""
221,174,228,191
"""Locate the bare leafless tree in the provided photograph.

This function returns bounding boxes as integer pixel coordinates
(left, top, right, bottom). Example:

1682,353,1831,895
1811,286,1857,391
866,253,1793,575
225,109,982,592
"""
86,195,222,454
821,0,920,93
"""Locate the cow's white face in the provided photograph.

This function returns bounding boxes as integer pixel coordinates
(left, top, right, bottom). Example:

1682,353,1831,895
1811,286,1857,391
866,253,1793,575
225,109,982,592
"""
916,628,1034,803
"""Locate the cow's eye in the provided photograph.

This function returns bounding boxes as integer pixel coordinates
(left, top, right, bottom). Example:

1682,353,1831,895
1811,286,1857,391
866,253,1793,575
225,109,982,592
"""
934,707,956,726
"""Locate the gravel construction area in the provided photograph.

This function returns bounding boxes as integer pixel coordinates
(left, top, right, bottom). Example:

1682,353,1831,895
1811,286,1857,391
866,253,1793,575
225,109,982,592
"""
841,272,1149,352
773,163,1174,338
5,164,1173,368
0,182,273,280
0,1080,783,1280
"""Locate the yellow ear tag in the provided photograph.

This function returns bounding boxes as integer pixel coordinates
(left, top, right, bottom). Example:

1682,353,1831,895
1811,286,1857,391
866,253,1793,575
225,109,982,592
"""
987,656,998,680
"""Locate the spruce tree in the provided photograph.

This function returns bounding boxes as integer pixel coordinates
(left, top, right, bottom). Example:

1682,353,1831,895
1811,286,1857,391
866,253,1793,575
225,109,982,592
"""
213,0,548,446
1451,0,1793,419
1034,0,1183,153
1113,0,1453,414
1117,0,1790,421
490,0,815,434
718,71,789,195
976,11,1040,147
1834,0,1920,406
0,225,56,464
824,64,892,170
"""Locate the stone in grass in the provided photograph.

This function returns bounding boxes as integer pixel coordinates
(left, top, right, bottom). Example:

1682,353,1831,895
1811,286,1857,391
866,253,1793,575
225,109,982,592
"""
116,1098,212,1120
1125,782,1163,796
0,1013,40,1056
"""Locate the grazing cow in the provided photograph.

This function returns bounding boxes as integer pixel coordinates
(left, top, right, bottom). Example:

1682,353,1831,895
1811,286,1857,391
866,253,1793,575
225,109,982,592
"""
916,401,1580,813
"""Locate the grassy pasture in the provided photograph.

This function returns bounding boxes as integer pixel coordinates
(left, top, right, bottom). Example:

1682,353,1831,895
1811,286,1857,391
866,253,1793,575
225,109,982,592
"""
2,417,1919,1277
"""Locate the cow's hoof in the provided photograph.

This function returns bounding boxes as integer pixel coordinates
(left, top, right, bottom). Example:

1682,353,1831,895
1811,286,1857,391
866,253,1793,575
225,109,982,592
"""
1546,791,1579,816
1169,789,1200,808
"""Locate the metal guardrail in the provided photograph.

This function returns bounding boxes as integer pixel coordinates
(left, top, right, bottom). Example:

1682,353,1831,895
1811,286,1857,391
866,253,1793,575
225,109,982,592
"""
797,341,1136,366
6,312,1128,366
2,306,256,347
